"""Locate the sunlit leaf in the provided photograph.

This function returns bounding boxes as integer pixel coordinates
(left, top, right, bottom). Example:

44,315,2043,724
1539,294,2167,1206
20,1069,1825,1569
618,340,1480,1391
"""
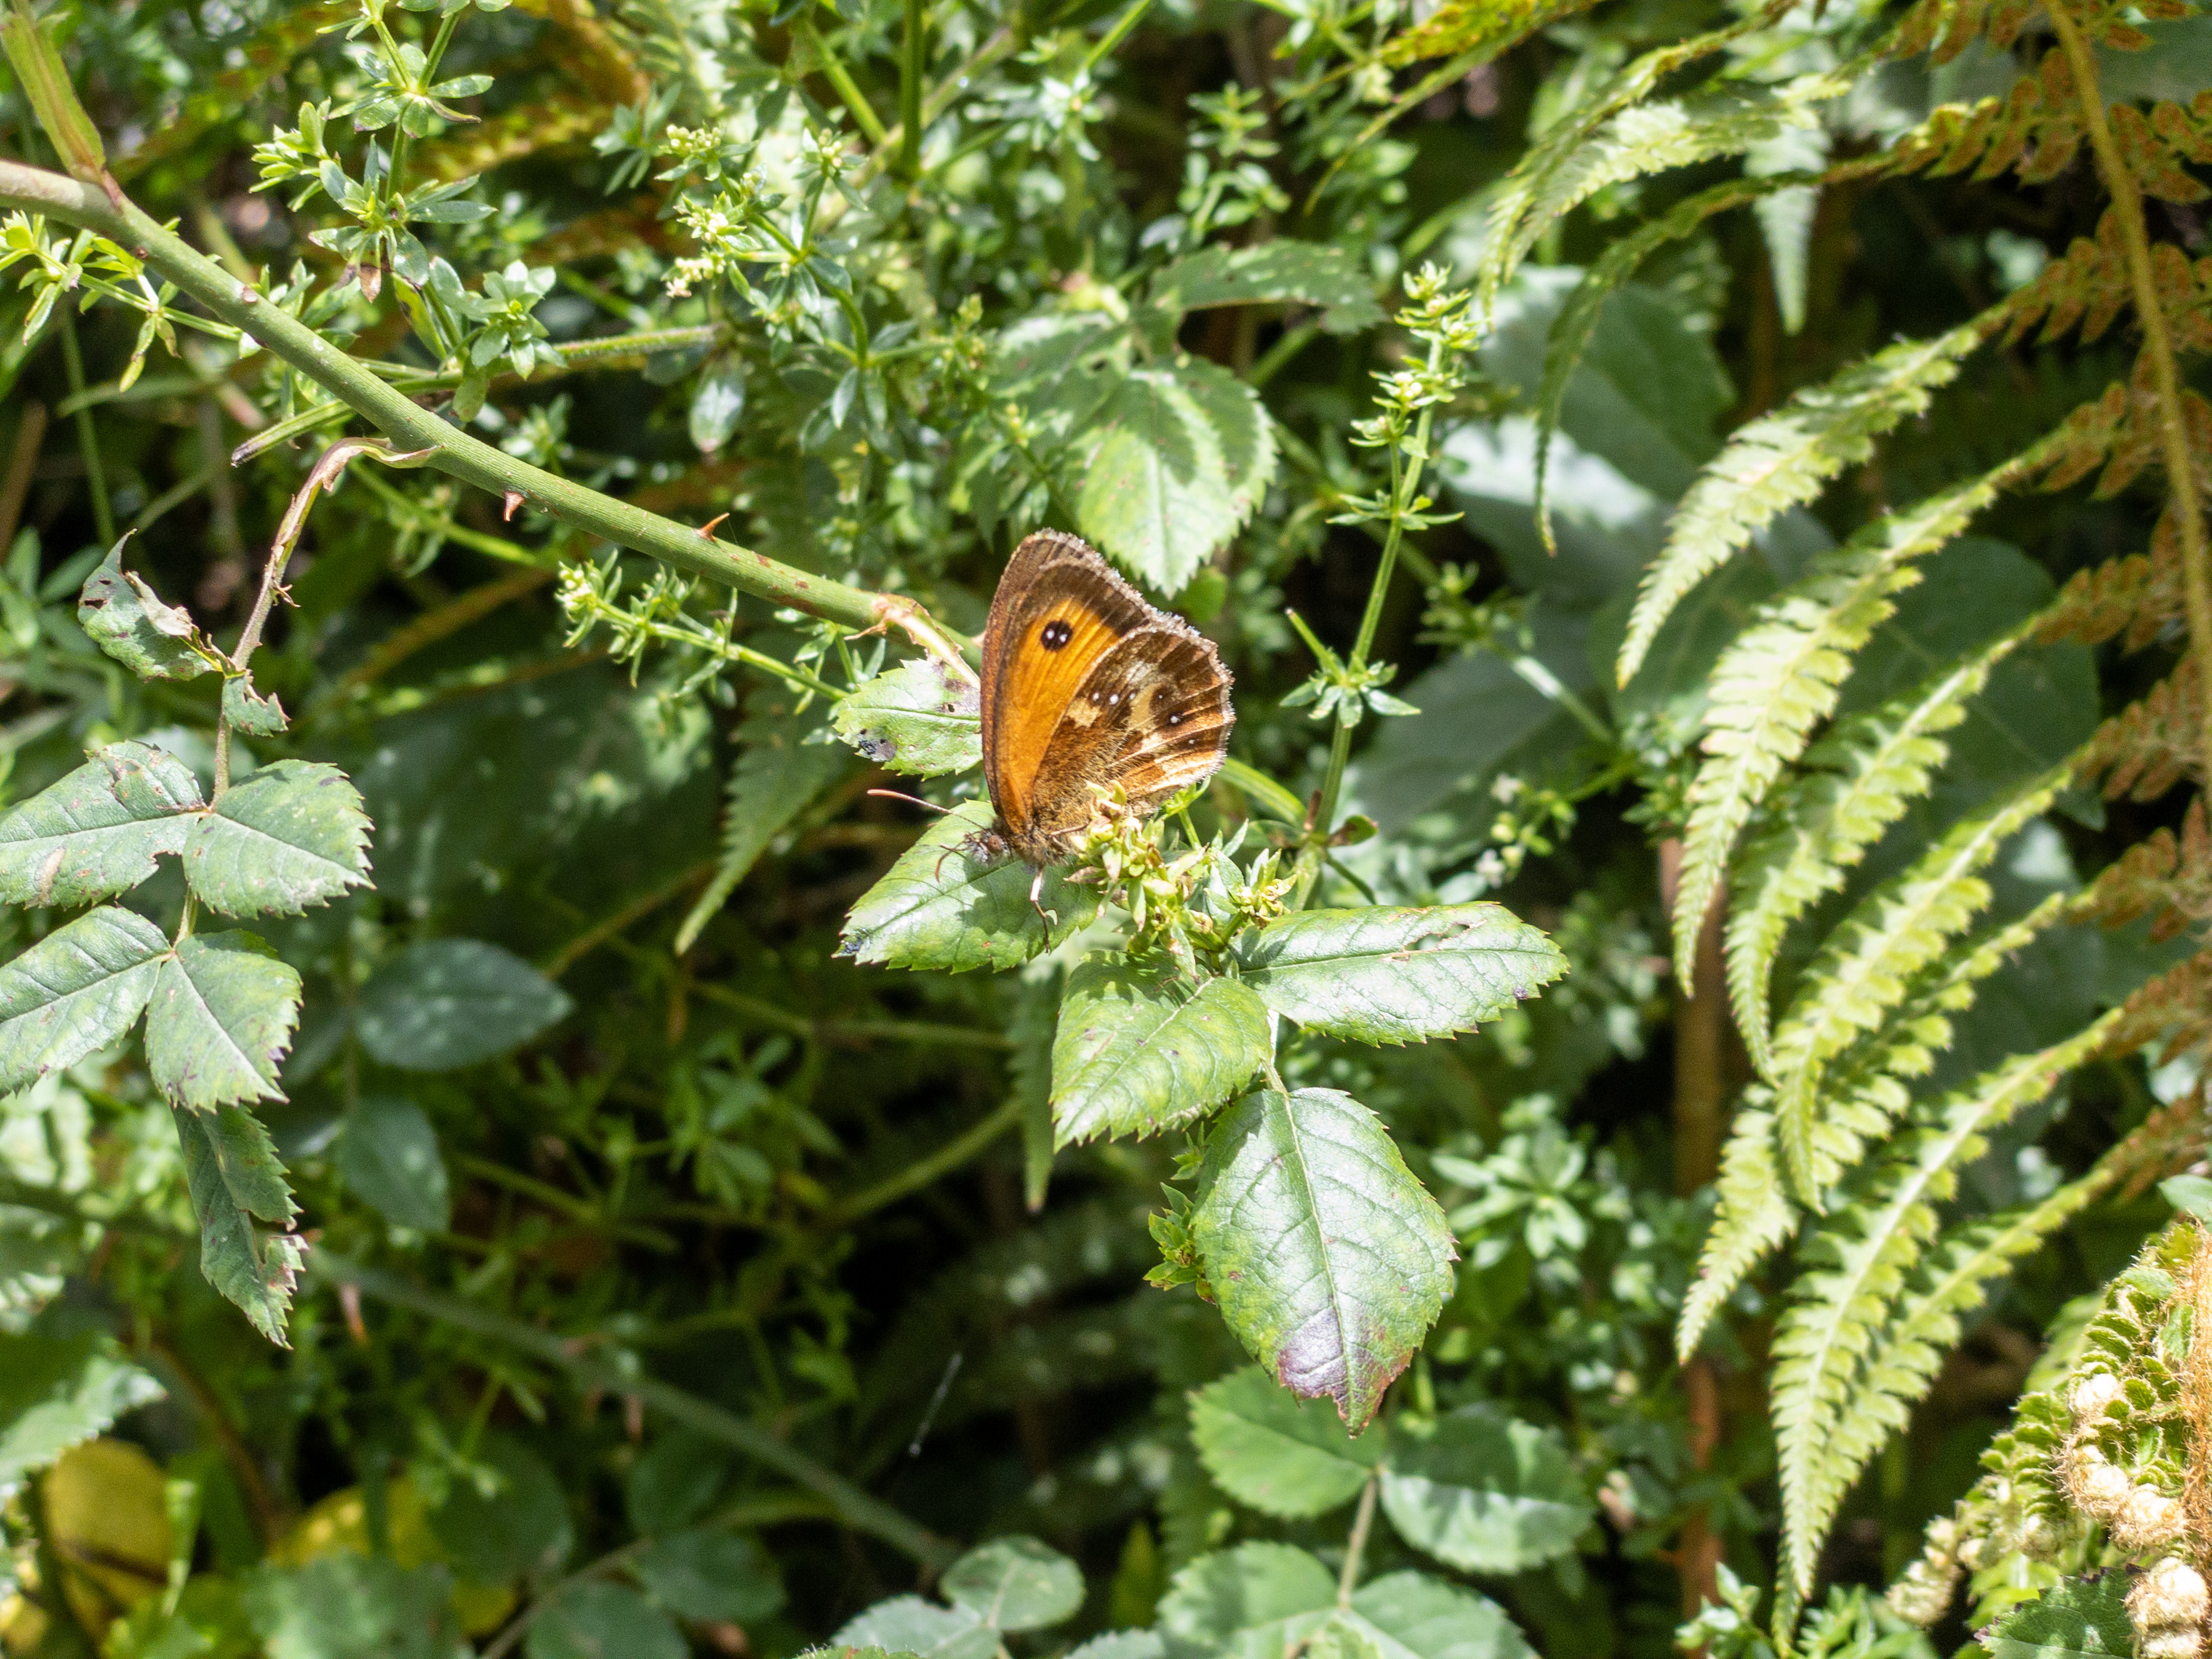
184,760,373,917
173,1103,306,1345
838,801,1097,973
943,1536,1084,1631
0,905,168,1092
832,658,982,777
0,741,202,909
1051,957,1270,1146
1189,1366,1380,1518
1378,1406,1592,1573
145,930,301,1109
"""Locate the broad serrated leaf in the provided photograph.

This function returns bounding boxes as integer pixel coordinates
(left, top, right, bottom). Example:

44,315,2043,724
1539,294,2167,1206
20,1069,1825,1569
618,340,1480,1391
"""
832,658,983,777
1189,1365,1380,1517
428,1433,574,1582
1321,1572,1536,1659
332,1094,450,1232
1193,1089,1456,1429
1051,958,1270,1146
173,1103,306,1345
183,760,373,917
1617,323,1984,683
631,1530,783,1623
1077,360,1276,596
676,704,856,953
833,1595,996,1659
0,1331,164,1497
1156,1543,1335,1659
1378,1406,1592,1573
943,1537,1083,1631
1238,905,1565,1045
1982,1576,2132,1658
0,905,169,1091
222,674,289,736
837,801,1098,973
76,540,215,681
354,939,572,1070
0,741,203,908
145,930,301,1109
1147,242,1384,335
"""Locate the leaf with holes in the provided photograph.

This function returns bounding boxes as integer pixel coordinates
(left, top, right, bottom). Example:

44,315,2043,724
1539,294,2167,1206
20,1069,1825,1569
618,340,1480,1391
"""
1238,905,1566,1045
0,741,203,909
1192,1089,1456,1429
144,931,301,1110
76,541,215,681
0,905,169,1092
183,760,373,917
1189,1365,1381,1518
222,674,289,736
174,1103,306,1344
839,801,1098,973
1051,956,1271,1146
354,940,572,1071
832,658,982,777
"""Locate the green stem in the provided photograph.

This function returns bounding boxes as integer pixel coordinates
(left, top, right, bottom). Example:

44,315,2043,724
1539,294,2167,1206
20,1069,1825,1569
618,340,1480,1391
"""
0,160,936,643
314,1251,956,1568
1337,1474,1379,1609
900,0,926,177
804,18,890,146
821,1097,1022,1227
1082,0,1155,72
58,311,112,544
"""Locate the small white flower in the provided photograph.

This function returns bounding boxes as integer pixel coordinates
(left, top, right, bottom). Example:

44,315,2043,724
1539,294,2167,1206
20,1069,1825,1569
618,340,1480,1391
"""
1491,774,1525,803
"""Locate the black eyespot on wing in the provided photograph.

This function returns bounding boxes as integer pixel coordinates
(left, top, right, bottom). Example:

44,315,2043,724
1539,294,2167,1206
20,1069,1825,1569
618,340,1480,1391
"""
1040,619,1073,651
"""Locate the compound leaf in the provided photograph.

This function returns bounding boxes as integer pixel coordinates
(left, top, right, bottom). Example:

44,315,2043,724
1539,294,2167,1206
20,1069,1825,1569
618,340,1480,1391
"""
1379,1406,1592,1574
1189,1365,1380,1518
145,930,301,1109
0,905,169,1092
838,801,1098,973
1156,1543,1336,1659
942,1536,1084,1632
0,741,202,909
173,1103,306,1345
832,658,982,778
183,760,373,918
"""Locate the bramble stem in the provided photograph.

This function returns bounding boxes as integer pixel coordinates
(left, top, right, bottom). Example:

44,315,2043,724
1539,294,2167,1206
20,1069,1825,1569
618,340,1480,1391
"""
0,160,943,647
2046,0,2212,774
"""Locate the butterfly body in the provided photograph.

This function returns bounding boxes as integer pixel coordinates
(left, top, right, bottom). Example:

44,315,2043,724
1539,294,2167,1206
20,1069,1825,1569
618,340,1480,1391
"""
978,531,1235,866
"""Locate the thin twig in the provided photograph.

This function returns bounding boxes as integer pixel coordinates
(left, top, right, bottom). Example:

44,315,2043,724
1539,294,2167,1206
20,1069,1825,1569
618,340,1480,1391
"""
1336,1474,1379,1609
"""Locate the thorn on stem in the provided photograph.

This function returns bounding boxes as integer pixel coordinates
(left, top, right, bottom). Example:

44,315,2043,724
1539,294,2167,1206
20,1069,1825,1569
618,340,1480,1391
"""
503,489,524,521
697,512,730,539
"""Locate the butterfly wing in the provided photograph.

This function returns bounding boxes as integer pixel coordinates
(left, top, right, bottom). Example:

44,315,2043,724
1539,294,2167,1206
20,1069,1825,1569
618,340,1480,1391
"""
980,531,1156,844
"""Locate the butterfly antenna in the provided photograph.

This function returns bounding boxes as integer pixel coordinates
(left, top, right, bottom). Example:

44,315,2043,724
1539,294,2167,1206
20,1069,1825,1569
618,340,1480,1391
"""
867,788,955,816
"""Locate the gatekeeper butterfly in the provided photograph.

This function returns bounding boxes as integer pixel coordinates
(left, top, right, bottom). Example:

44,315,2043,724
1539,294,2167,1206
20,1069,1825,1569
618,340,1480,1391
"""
977,530,1234,870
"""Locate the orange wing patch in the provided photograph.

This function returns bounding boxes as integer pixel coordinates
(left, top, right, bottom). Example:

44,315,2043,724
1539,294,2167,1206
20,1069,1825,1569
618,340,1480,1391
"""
987,596,1122,838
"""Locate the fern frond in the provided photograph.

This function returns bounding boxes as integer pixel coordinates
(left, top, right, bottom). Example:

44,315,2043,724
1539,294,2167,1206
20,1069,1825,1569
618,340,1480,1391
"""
417,92,611,183
1617,324,1989,685
2082,661,2203,803
2076,797,2212,939
674,706,856,953
1381,0,1596,65
1767,763,2073,1198
1771,1002,2127,1601
2100,945,2212,1070
1678,1096,1795,1360
1476,0,1798,309
2039,509,2193,652
1885,0,2036,64
1535,165,1882,558
1725,626,2025,1074
1668,437,2064,997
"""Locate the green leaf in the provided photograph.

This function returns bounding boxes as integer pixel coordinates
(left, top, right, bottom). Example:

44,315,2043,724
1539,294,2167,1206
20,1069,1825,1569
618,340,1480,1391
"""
76,540,216,681
332,1094,450,1232
832,658,983,777
1156,1543,1336,1659
676,702,857,952
526,1583,684,1659
1051,957,1271,1146
145,930,301,1109
1676,1101,1796,1361
0,905,168,1092
690,357,746,453
0,1330,164,1497
1616,323,1983,684
2164,1173,2212,1221
222,674,290,736
0,740,203,908
1193,1089,1456,1429
1146,241,1384,335
838,801,1099,973
429,1434,575,1583
244,1556,469,1659
631,1529,784,1622
183,760,373,917
354,939,573,1071
943,1536,1084,1630
1238,905,1565,1045
1982,1576,2134,1658
834,1595,996,1659
1189,1365,1380,1518
1322,1571,1536,1659
1378,1405,1593,1573
173,1103,307,1345
1077,359,1276,596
